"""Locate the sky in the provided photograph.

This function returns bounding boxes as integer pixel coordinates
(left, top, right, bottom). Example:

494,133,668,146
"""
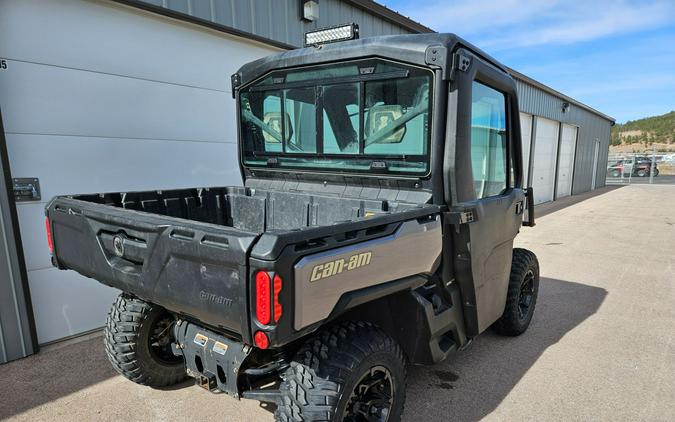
378,0,675,123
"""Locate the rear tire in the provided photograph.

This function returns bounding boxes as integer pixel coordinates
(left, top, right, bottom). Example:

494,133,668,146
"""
104,293,186,387
275,321,406,422
493,248,540,336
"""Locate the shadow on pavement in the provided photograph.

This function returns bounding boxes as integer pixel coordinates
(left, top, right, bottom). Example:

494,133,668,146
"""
403,277,607,421
535,185,623,219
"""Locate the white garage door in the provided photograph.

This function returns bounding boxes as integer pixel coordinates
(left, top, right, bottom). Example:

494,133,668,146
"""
519,113,533,187
0,0,278,343
531,117,559,204
556,124,578,199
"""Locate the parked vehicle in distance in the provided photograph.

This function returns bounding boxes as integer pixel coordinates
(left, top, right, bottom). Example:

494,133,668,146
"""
45,29,540,421
607,157,659,177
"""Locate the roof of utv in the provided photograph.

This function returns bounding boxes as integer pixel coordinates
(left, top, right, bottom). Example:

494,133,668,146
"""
233,33,509,89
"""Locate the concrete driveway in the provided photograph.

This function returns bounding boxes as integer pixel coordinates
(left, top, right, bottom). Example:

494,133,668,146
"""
1,184,674,421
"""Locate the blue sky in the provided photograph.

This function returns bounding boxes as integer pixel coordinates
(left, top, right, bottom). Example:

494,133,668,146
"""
379,0,675,123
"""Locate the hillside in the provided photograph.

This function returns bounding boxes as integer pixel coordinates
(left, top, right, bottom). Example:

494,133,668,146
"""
611,111,675,149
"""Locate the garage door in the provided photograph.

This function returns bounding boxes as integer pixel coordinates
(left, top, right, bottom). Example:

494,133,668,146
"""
531,117,559,204
519,113,533,187
556,124,578,199
0,0,278,343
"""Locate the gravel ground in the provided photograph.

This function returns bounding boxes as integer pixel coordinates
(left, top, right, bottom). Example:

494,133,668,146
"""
1,184,673,421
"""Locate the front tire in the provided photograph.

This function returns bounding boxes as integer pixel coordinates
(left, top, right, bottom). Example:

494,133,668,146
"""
104,293,186,387
275,321,406,422
493,248,540,336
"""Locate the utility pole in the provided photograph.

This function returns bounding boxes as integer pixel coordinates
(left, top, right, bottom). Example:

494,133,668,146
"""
649,144,656,184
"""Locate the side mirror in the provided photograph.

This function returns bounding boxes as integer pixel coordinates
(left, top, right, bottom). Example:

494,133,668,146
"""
522,187,536,227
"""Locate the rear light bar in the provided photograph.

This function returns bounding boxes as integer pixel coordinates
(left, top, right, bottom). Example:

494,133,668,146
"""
45,217,53,254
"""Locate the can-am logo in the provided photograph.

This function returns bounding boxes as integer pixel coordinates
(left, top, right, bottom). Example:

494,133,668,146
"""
199,290,233,307
310,251,372,282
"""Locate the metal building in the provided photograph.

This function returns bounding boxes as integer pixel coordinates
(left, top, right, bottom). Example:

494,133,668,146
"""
0,0,613,362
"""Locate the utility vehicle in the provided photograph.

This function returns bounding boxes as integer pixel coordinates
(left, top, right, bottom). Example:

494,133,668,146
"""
45,28,539,421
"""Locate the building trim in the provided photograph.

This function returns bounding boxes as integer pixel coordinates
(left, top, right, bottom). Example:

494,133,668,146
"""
342,0,434,33
0,107,39,362
112,0,297,50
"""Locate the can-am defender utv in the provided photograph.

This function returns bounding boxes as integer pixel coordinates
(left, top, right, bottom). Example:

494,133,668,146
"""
45,28,539,421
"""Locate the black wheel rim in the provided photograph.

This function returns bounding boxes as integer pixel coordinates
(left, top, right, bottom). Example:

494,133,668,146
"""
148,313,182,365
344,365,394,422
518,270,535,321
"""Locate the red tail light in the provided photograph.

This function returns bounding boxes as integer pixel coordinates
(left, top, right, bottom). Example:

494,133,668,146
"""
45,217,54,253
255,271,271,325
273,274,283,322
254,331,269,349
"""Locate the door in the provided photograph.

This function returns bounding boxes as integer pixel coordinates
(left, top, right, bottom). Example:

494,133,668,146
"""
591,140,600,189
531,117,559,204
555,124,577,199
447,53,525,336
520,113,533,187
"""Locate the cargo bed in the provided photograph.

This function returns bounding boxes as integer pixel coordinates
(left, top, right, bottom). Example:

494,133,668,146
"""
46,185,439,339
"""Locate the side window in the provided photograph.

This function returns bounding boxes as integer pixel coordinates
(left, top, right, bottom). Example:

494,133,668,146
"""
470,81,508,199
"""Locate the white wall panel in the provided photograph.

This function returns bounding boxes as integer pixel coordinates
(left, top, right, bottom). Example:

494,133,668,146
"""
556,124,577,199
0,0,277,344
531,117,559,204
27,267,120,344
6,134,241,201
519,113,533,187
0,61,236,143
11,136,241,273
0,0,279,91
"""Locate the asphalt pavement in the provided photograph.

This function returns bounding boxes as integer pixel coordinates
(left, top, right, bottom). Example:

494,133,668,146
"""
1,184,673,421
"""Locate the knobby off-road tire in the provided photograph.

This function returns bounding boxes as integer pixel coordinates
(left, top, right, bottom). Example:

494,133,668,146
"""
493,248,540,336
275,321,406,422
104,293,186,387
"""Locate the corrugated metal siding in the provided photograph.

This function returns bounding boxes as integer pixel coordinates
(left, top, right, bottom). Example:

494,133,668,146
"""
136,0,411,47
515,79,612,194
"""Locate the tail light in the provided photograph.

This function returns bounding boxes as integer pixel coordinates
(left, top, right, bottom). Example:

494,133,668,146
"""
273,274,283,322
45,217,54,253
255,270,283,327
255,271,271,325
254,331,269,349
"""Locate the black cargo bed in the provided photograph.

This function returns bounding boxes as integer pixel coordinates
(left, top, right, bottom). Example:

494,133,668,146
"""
46,185,431,338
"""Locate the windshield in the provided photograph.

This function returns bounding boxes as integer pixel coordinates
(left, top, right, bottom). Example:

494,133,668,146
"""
239,59,433,176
